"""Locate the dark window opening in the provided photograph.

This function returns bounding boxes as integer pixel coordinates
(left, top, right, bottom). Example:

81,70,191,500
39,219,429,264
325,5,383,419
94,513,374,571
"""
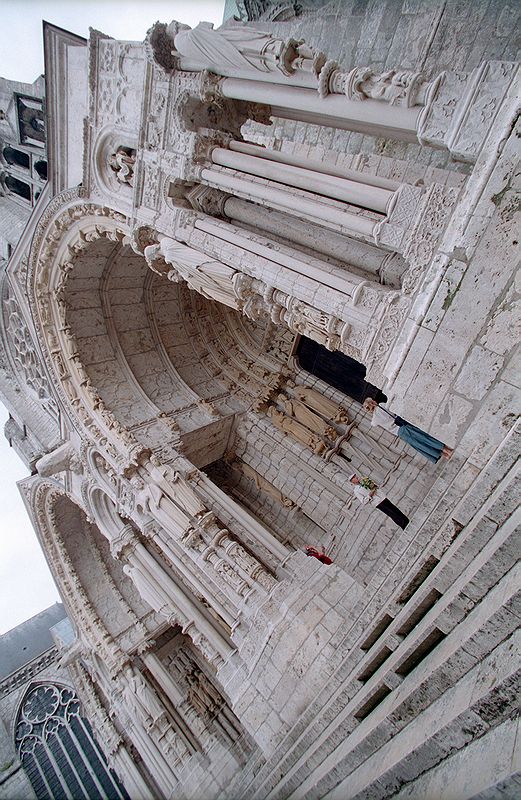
16,95,45,146
34,160,48,180
5,174,31,200
3,146,30,169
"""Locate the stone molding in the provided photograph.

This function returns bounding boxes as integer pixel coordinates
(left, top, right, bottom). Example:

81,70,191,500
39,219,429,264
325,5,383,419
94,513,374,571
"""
418,61,519,162
0,648,59,699
24,479,128,678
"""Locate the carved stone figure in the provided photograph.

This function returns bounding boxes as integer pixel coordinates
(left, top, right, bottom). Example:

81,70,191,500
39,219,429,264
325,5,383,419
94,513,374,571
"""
287,300,341,350
268,406,327,456
36,441,82,476
108,147,136,186
290,384,349,424
186,668,223,720
278,394,337,440
123,562,167,615
144,235,241,310
122,666,165,731
170,20,317,78
235,460,296,508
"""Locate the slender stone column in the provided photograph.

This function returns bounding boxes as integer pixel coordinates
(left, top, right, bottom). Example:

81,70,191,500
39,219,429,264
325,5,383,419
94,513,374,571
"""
219,78,421,141
112,747,155,800
136,461,276,614
194,470,290,562
200,165,380,239
147,526,236,629
221,196,406,286
141,652,185,705
228,140,401,191
125,541,235,665
193,215,390,303
211,147,394,213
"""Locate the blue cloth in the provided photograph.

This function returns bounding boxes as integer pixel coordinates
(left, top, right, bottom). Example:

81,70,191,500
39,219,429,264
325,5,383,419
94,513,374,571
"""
398,423,444,463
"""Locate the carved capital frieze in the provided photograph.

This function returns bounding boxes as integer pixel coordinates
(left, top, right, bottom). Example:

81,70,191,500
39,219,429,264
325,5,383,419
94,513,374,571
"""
401,184,459,295
185,184,231,217
346,66,432,108
374,184,424,254
110,524,140,560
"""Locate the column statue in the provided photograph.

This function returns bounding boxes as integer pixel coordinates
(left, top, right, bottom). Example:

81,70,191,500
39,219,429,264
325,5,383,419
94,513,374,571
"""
169,20,323,78
290,383,350,424
277,393,337,441
122,666,165,731
143,235,241,310
123,562,169,616
234,460,296,509
185,668,223,720
268,406,327,456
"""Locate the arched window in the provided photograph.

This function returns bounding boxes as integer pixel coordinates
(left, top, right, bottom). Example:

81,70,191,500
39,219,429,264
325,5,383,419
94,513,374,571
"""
3,146,30,169
296,336,387,404
5,174,31,201
15,683,129,800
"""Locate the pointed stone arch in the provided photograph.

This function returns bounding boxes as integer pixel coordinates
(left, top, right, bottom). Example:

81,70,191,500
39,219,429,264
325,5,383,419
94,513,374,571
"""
26,479,147,675
28,196,288,473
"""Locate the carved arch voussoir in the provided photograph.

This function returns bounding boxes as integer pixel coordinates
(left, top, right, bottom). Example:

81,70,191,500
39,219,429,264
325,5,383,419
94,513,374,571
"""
29,478,128,677
27,198,149,474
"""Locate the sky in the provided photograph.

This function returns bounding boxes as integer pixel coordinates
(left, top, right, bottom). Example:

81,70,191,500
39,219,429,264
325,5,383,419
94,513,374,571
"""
2,0,225,83
0,0,224,636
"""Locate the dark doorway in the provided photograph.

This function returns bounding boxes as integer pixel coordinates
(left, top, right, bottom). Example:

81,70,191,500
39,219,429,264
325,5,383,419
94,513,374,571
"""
296,337,387,404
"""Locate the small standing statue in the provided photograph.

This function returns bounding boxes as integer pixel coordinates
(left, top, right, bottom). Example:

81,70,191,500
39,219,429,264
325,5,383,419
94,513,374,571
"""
186,668,223,721
143,234,241,310
170,20,323,78
363,398,453,463
122,666,165,731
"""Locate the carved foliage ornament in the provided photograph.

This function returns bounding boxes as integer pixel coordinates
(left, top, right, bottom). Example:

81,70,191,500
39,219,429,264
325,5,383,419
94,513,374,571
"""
4,289,58,415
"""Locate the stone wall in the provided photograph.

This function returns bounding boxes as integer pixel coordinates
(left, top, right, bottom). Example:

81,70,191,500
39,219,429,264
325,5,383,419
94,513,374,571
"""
242,0,520,170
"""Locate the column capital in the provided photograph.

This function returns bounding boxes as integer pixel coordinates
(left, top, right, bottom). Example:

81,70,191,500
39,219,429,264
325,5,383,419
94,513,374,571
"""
110,523,139,560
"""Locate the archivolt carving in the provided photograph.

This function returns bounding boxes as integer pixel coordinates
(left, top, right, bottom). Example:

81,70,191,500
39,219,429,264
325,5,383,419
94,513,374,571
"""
28,199,149,472
4,288,58,415
29,480,128,677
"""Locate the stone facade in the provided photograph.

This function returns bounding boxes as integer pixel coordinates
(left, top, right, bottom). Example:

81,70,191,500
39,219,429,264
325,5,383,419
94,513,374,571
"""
0,4,519,799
